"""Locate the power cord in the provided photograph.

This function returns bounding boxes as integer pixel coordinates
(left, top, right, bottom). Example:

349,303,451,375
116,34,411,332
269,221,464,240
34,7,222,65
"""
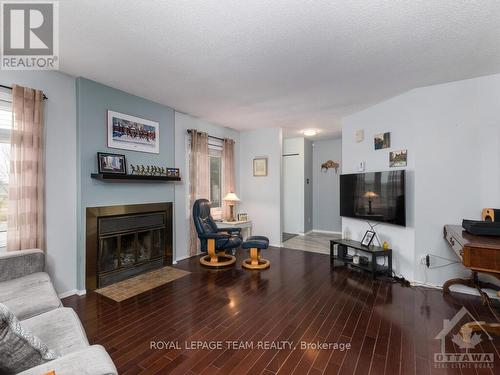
426,253,460,269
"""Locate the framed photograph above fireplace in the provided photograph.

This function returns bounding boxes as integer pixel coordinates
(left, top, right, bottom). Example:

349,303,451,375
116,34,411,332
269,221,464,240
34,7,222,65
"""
107,110,160,154
97,152,127,174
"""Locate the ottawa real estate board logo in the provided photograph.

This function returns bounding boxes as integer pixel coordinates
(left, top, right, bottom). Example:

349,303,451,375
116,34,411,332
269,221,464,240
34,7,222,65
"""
1,0,58,69
434,306,495,369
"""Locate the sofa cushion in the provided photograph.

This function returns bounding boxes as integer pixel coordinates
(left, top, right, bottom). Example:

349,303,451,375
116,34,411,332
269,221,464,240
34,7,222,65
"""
0,303,58,374
21,307,89,356
0,250,45,283
0,272,61,320
17,345,118,375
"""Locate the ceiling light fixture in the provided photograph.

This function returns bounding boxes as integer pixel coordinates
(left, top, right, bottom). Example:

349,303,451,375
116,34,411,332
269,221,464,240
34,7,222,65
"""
302,129,318,137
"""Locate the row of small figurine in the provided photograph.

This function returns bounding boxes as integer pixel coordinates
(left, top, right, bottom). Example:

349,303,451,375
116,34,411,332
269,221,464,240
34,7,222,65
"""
130,165,180,177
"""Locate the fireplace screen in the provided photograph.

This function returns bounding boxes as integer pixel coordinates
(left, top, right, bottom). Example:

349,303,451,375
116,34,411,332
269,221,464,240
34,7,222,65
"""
96,212,166,287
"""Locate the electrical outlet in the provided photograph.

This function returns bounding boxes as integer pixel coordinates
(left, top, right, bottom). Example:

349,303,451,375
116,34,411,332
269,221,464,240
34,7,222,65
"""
419,255,427,266
419,254,431,267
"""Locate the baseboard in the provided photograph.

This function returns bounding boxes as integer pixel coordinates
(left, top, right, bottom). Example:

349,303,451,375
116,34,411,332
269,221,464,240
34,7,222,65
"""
411,280,500,300
58,289,78,299
175,253,201,262
282,230,313,236
312,229,342,235
58,289,86,298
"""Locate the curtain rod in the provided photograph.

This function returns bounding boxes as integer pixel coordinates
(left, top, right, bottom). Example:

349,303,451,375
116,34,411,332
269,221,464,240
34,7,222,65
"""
187,129,229,142
0,84,48,100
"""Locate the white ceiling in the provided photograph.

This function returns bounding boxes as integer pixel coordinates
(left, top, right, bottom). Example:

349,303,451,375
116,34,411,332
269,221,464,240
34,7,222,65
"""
59,1,500,139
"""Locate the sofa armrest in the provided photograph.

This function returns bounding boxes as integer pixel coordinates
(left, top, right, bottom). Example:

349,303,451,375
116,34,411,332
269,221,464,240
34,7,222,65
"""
217,227,241,234
199,232,231,240
0,249,44,282
17,345,118,375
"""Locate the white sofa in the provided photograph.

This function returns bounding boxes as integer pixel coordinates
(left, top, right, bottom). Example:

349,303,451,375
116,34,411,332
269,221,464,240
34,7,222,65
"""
0,249,117,375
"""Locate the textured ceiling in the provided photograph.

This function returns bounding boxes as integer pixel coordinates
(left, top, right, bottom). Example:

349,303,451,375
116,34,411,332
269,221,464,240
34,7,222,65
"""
59,1,500,138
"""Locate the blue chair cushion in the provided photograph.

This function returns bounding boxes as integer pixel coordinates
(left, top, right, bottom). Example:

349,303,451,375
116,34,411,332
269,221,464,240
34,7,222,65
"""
242,239,269,249
247,235,269,243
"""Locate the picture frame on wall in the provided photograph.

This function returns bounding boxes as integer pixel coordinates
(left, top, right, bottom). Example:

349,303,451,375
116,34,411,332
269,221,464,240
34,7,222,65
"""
374,132,391,150
253,157,268,176
107,110,160,154
97,152,127,174
361,230,376,247
389,149,407,167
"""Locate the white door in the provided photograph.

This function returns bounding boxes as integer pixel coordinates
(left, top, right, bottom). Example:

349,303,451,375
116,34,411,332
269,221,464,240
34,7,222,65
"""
283,154,304,234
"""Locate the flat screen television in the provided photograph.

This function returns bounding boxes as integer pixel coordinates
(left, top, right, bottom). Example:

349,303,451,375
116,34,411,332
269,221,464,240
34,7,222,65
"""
340,170,406,226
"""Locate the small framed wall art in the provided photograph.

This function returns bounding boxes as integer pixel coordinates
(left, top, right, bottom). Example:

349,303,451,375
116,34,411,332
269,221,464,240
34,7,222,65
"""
97,152,126,174
107,110,160,154
389,149,407,167
253,157,268,176
374,132,391,150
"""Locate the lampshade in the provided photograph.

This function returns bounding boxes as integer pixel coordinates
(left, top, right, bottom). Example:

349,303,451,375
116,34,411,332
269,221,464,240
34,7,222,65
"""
223,192,240,202
363,191,378,199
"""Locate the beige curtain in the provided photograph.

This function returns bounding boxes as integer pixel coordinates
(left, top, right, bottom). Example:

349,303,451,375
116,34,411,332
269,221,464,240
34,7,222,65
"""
222,138,236,220
188,130,209,256
7,85,45,251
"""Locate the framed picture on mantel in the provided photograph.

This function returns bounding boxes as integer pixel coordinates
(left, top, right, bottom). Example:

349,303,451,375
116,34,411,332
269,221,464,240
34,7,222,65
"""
107,110,160,154
97,152,126,174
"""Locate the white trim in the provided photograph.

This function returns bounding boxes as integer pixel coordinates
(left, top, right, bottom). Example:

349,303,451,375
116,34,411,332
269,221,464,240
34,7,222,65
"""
58,289,86,298
411,280,500,300
175,253,201,262
58,289,78,299
312,230,342,235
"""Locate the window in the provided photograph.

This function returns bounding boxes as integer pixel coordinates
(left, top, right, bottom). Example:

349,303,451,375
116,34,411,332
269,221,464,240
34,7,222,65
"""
209,138,223,219
209,155,221,208
0,90,12,249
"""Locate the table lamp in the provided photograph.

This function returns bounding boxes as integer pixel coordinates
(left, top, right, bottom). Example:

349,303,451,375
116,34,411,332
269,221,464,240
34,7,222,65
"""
363,191,378,215
223,192,240,221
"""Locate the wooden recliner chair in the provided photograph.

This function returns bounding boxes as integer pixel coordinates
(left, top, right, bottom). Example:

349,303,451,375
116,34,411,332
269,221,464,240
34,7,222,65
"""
193,199,242,267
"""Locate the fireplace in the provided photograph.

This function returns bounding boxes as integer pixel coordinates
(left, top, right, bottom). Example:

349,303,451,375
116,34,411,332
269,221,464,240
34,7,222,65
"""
86,203,172,290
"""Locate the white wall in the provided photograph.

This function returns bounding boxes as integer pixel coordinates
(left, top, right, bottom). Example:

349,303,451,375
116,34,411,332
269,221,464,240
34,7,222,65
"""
174,111,240,261
283,138,305,234
342,73,500,286
412,75,500,287
239,128,282,246
342,93,417,280
312,137,342,233
1,71,77,295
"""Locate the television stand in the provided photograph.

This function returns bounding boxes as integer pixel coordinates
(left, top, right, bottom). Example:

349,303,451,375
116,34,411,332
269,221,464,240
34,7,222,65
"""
330,239,392,279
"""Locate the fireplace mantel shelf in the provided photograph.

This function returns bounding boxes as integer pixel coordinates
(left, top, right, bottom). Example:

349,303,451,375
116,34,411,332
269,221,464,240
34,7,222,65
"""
91,173,181,182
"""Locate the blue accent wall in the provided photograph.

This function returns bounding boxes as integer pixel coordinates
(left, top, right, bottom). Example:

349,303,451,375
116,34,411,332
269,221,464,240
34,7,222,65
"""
76,77,175,289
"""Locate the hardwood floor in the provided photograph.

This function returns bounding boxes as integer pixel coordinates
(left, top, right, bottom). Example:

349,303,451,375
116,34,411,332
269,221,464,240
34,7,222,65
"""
63,247,500,374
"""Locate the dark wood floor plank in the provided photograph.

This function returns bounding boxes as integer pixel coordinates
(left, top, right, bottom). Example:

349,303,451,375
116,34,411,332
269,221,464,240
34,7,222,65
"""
62,247,500,375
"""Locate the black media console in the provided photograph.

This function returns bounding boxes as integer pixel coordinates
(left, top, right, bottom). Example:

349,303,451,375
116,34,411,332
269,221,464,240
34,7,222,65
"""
330,239,392,279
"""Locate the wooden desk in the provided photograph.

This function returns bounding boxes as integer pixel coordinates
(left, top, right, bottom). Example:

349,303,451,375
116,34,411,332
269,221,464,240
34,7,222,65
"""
443,225,500,293
443,225,500,338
